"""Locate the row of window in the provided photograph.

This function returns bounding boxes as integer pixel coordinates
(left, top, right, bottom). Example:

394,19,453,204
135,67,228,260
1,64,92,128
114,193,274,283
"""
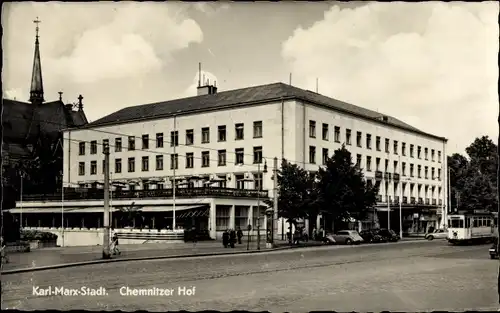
308,120,442,162
215,206,267,231
78,147,264,175
310,147,442,180
78,122,264,155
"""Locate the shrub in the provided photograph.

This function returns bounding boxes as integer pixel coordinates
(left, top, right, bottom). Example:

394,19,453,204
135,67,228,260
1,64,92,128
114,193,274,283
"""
20,230,58,242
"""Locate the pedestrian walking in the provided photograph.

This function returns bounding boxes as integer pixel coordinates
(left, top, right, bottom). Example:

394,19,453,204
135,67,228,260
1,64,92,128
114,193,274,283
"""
229,229,236,248
191,226,197,243
111,229,120,255
222,229,229,248
237,227,243,244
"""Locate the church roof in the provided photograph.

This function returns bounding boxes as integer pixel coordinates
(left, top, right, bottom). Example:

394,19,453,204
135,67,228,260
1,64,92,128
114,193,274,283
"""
85,82,446,141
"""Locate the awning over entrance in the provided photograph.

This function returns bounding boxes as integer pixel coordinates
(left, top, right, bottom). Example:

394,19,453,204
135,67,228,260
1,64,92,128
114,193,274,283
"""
7,205,208,214
177,206,210,218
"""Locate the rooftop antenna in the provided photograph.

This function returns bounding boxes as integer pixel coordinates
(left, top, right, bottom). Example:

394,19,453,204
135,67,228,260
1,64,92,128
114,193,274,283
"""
198,62,201,87
316,78,318,93
289,73,292,85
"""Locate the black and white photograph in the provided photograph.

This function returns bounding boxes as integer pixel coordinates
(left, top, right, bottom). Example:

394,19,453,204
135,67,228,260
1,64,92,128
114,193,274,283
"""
1,1,499,311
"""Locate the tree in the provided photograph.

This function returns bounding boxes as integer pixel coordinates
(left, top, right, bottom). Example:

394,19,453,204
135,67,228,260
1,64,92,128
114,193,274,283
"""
316,146,379,231
447,153,469,210
118,202,143,228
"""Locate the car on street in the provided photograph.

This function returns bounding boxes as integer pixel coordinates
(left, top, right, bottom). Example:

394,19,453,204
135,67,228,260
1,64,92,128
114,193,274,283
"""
490,238,498,259
359,230,385,243
375,229,400,242
425,229,447,241
323,234,337,245
330,230,364,245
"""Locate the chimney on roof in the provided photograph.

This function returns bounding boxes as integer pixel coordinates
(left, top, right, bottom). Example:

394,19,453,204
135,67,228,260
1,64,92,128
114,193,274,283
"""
77,94,83,111
197,77,217,96
381,115,388,122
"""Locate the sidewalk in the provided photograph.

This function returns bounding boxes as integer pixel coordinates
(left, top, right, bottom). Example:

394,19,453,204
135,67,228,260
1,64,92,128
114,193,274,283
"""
1,239,316,272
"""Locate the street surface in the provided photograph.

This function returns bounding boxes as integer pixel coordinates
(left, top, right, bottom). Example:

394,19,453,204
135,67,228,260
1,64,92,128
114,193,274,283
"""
1,241,498,311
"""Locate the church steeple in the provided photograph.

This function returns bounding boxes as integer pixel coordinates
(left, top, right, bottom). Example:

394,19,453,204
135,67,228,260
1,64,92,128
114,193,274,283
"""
29,17,44,104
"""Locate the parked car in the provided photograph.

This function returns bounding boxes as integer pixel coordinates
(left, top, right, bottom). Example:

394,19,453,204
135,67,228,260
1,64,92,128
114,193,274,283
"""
359,230,385,243
323,234,337,245
490,238,498,259
376,229,400,242
331,230,364,245
425,229,447,240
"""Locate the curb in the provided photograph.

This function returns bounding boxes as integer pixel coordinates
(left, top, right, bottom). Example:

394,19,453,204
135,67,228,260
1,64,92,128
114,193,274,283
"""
0,240,431,275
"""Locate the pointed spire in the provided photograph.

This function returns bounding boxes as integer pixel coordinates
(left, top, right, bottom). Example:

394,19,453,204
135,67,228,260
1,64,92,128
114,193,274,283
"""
29,17,44,104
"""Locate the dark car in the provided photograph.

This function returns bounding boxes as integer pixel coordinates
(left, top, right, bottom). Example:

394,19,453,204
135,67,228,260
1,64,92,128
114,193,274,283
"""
376,229,400,242
359,230,385,243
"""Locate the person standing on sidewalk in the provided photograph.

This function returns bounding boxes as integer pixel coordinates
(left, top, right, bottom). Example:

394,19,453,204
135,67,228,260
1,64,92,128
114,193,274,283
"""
237,227,243,244
111,229,120,255
222,229,229,248
229,229,236,248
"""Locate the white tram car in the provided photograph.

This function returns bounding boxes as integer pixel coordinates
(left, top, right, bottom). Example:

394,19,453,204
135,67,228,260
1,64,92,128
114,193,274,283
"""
447,212,495,244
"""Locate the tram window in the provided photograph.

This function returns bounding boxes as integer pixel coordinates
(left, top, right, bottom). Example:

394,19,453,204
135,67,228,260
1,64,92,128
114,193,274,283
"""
460,220,464,228
473,219,478,227
450,219,461,228
465,218,470,228
486,219,491,227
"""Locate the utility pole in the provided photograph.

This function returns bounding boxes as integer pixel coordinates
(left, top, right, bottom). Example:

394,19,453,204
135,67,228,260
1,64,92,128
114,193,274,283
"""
399,155,403,239
496,110,499,304
173,114,177,230
20,172,23,230
61,176,65,247
102,142,111,259
257,163,261,250
273,157,278,247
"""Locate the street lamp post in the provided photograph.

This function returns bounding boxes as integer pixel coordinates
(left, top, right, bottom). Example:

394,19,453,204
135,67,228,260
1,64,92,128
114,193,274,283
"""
255,160,268,250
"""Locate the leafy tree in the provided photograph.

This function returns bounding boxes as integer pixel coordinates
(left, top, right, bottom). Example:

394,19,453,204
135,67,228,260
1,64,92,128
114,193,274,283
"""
447,153,469,210
316,146,379,231
118,202,143,228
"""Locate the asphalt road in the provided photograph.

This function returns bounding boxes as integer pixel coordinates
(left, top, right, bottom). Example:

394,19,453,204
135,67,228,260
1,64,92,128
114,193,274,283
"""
1,240,498,312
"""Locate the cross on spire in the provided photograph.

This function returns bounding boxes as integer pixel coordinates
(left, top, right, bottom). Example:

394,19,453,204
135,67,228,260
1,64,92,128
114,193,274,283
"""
34,17,41,40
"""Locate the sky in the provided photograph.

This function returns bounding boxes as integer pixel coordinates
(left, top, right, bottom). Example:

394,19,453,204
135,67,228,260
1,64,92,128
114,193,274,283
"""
2,1,498,155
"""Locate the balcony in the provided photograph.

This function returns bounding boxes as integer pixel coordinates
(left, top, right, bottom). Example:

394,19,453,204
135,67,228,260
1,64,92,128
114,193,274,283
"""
418,197,423,205
384,172,391,180
394,196,400,203
403,196,408,204
22,187,268,202
425,198,430,205
393,173,400,182
410,197,416,204
375,171,383,181
432,199,437,205
439,199,442,205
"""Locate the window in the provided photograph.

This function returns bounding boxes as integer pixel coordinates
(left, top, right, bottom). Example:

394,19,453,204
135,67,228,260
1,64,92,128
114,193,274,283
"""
156,133,164,148
170,131,179,147
143,181,150,190
186,129,194,145
417,165,421,178
424,148,428,160
410,144,414,157
431,167,435,180
309,121,316,138
171,154,178,169
376,158,381,171
141,156,149,171
186,153,194,168
366,156,372,171
252,206,266,229
253,146,263,164
366,134,372,149
79,142,85,155
235,148,244,165
438,151,442,163
402,142,406,156
235,207,249,229
90,141,97,154
346,129,352,145
356,154,362,168
376,136,381,151
417,146,422,159
202,128,210,143
356,132,362,147
384,159,389,172
322,148,329,165
128,157,135,172
385,139,390,153
115,158,122,173
393,160,398,173
216,206,230,231
89,161,96,175
218,150,226,166
425,166,428,179
141,135,149,149
402,162,406,176
218,126,226,142
334,126,340,142
202,151,210,167
431,149,435,162
438,168,441,180
235,123,244,140
128,136,135,151
253,121,263,138
393,141,398,155
78,162,85,175
410,164,414,177
309,146,316,164
254,173,263,190
156,155,163,170
322,123,329,141
115,138,122,152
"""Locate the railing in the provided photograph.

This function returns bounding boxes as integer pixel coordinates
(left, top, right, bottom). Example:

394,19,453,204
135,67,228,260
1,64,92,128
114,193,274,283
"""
432,199,437,205
410,197,416,204
393,173,400,182
394,196,400,203
375,171,383,181
23,187,268,201
439,199,442,205
425,198,430,205
418,197,423,204
384,172,391,180
403,196,408,204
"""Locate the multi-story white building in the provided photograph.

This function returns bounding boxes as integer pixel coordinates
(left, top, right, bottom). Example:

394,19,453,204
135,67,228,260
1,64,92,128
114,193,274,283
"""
17,81,448,245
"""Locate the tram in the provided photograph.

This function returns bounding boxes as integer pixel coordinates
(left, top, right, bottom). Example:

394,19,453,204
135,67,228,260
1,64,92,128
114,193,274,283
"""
447,212,495,245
